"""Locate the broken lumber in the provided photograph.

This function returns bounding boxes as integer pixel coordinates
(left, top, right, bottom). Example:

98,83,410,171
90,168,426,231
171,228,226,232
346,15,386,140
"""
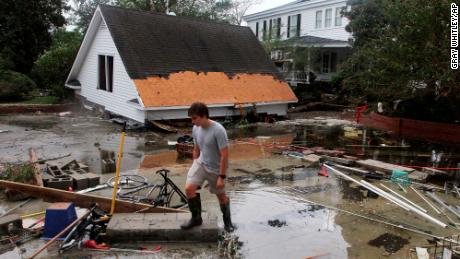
0,180,185,213
357,159,415,174
322,156,355,166
29,148,43,187
150,121,178,133
302,154,321,164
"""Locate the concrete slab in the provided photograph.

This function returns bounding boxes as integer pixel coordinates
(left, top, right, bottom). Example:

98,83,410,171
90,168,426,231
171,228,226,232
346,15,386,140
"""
106,213,219,242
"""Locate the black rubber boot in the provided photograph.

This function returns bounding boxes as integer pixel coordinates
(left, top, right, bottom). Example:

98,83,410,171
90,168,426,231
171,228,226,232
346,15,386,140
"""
220,202,235,232
181,194,203,230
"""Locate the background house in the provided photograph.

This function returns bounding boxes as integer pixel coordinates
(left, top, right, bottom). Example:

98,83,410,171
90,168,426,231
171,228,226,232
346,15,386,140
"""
66,5,297,124
243,0,352,86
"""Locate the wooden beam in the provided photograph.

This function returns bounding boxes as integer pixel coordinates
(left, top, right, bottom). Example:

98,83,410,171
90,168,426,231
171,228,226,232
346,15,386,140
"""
0,180,185,214
357,159,415,174
29,148,43,187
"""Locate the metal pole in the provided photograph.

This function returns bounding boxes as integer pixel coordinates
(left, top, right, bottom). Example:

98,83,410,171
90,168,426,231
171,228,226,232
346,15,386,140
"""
411,186,442,214
29,209,91,259
380,184,427,213
324,164,448,228
110,123,127,215
426,192,460,219
0,198,32,218
289,190,459,244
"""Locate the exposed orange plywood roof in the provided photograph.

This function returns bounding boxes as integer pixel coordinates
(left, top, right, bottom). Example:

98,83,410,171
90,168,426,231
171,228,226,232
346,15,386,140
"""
133,71,298,107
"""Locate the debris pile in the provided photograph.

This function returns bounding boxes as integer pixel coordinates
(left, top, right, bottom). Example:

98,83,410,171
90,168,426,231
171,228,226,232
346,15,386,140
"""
44,159,100,191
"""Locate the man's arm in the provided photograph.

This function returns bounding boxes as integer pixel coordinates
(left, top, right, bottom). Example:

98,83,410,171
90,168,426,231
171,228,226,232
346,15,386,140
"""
193,145,200,160
219,147,229,176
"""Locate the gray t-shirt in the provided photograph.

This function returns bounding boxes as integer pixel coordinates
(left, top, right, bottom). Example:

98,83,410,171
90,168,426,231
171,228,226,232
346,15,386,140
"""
193,121,228,174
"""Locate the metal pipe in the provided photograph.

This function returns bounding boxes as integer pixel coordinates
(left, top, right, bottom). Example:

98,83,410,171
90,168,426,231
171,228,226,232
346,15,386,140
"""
360,181,411,211
324,164,448,228
110,123,127,215
380,184,427,212
426,192,460,219
398,183,407,193
411,186,442,214
287,189,459,245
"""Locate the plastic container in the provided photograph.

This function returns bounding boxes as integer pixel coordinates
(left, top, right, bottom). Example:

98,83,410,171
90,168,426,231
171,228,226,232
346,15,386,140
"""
43,202,77,239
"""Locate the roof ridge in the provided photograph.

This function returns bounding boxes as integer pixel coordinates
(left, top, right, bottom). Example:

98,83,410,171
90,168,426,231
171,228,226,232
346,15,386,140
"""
99,4,247,30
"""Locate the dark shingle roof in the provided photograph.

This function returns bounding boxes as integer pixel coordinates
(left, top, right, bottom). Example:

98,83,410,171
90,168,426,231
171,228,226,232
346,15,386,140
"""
99,5,280,79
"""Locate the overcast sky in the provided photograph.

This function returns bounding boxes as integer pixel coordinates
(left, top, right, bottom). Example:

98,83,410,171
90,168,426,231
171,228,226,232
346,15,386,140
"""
246,0,294,15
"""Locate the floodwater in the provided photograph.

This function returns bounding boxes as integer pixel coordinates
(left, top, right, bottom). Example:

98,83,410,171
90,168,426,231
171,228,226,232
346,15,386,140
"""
0,112,460,258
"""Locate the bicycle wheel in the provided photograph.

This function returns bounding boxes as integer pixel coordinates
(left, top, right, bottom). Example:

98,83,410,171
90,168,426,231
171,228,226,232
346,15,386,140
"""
106,175,148,190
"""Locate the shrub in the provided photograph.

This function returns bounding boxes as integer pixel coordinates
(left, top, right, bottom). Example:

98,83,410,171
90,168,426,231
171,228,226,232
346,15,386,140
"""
32,29,81,99
0,70,36,101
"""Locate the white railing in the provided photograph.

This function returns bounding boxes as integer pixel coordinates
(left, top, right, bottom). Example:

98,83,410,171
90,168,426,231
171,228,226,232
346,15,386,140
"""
282,71,309,83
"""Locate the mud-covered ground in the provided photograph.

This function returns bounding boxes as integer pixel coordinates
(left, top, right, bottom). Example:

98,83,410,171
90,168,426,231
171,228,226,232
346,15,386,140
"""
0,111,460,258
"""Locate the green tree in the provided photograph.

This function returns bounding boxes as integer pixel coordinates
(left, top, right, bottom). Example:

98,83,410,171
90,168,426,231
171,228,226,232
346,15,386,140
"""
71,0,111,32
0,0,68,73
32,29,83,98
340,0,460,105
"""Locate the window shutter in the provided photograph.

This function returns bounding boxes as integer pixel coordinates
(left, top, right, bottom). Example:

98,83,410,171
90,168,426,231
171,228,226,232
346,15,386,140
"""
269,19,272,39
297,14,301,37
256,22,259,38
287,16,291,38
277,18,281,38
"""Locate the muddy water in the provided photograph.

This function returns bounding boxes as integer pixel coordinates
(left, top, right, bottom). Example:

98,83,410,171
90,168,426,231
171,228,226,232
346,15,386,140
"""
1,113,460,258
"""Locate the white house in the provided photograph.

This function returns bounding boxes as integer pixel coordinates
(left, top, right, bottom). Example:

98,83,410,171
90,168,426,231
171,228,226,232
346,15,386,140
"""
66,5,297,124
243,0,352,85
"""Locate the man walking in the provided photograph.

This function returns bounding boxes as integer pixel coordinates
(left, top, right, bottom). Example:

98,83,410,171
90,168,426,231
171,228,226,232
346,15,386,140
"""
181,102,234,232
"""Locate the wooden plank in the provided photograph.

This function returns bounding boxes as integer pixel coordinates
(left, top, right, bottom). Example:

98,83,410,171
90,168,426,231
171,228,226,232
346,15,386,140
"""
322,156,355,166
408,171,429,183
150,121,178,133
422,167,449,176
0,180,185,214
356,159,415,174
302,154,321,164
29,148,43,187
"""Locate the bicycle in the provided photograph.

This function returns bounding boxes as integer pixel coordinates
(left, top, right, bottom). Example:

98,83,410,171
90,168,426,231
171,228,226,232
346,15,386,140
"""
117,169,188,209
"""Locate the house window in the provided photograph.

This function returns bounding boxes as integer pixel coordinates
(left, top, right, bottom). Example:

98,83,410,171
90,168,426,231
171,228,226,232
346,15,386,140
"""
322,51,338,73
255,22,259,38
98,55,113,92
315,10,322,29
335,7,344,26
270,18,281,39
325,8,332,28
287,14,301,38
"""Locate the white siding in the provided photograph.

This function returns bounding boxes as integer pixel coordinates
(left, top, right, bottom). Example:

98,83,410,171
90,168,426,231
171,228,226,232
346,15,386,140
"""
146,103,288,120
246,0,351,41
76,21,146,123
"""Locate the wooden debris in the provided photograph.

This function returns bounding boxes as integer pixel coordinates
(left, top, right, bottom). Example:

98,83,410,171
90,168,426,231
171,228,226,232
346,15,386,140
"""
422,167,449,176
0,180,185,214
314,149,345,157
150,121,178,133
302,154,321,164
28,149,43,187
408,171,429,183
357,159,415,174
322,156,355,166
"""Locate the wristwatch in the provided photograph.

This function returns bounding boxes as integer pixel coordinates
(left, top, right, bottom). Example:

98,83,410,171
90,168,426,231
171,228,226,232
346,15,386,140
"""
218,175,226,179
